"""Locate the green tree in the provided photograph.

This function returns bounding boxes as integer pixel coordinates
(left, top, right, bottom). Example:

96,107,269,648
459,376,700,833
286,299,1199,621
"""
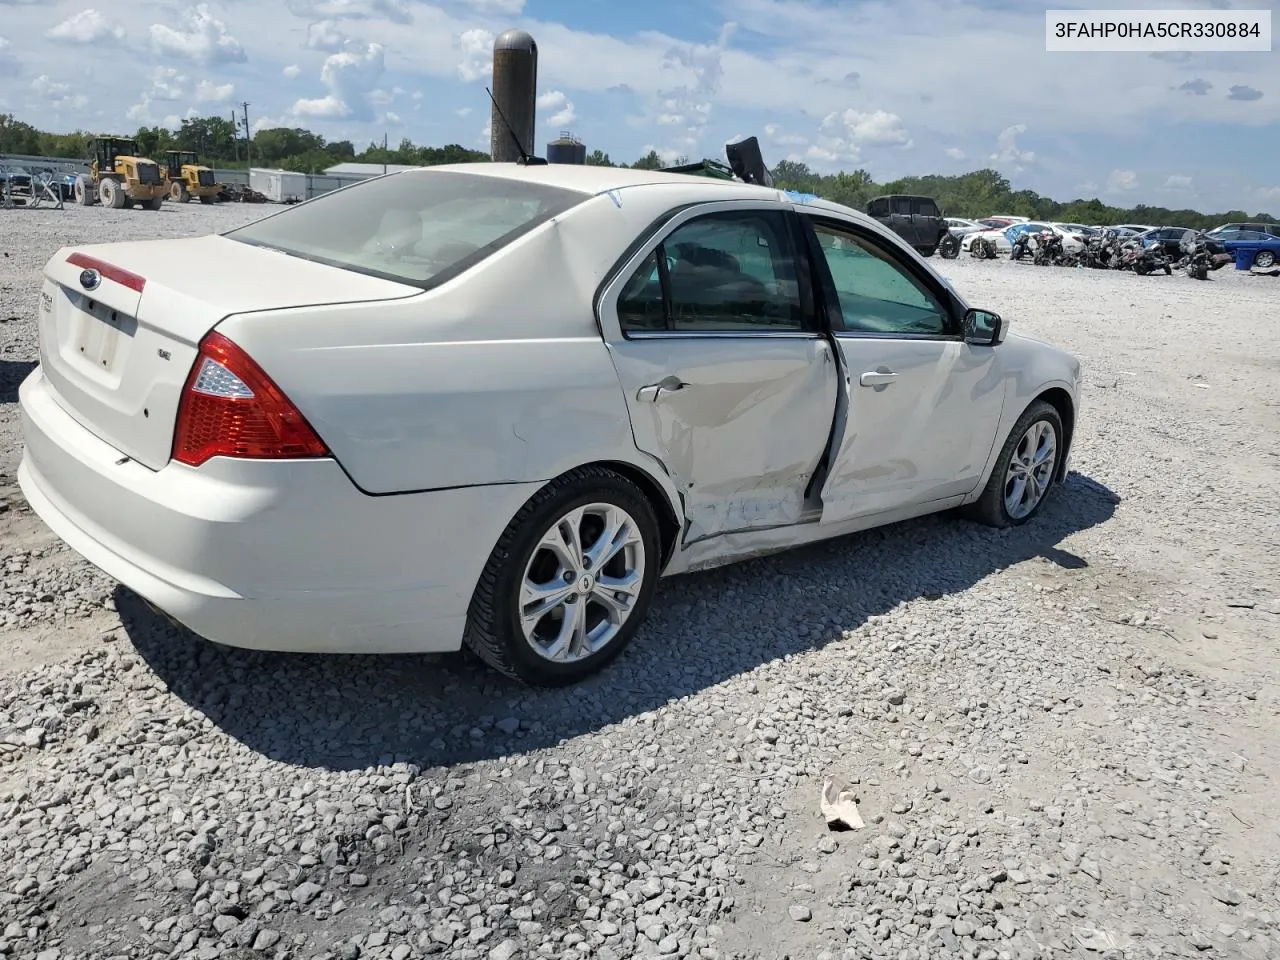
631,149,664,170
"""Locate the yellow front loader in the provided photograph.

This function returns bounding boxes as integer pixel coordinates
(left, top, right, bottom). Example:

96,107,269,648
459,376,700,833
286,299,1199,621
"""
163,150,220,204
75,137,167,210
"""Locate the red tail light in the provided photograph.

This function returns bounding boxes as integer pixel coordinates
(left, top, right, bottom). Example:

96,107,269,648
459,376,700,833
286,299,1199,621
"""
172,331,329,467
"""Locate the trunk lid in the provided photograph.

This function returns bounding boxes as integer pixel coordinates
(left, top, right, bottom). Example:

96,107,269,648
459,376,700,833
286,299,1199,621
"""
37,235,420,471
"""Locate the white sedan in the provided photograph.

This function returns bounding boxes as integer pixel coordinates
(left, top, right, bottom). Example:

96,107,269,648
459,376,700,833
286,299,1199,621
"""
962,222,1085,257
17,163,1082,685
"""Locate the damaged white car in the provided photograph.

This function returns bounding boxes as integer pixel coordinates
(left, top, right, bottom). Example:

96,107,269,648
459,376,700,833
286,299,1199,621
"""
18,162,1082,685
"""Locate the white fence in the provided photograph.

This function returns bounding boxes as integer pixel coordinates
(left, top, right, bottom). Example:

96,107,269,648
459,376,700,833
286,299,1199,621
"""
1,154,369,202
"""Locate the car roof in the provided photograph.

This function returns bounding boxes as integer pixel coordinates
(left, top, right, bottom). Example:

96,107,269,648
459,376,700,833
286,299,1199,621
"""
402,162,777,199
397,161,898,235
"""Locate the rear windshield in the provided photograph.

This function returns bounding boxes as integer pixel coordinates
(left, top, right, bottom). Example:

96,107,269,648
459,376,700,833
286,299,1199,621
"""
224,170,586,289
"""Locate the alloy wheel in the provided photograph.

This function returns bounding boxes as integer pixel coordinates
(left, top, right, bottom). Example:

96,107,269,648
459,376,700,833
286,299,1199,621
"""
520,503,646,663
1004,420,1057,520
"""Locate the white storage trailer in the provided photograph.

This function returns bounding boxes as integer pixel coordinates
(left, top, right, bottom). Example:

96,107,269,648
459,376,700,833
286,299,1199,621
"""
248,168,308,203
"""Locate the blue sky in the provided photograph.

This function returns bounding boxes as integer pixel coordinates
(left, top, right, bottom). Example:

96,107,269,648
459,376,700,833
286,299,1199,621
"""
1,0,1277,213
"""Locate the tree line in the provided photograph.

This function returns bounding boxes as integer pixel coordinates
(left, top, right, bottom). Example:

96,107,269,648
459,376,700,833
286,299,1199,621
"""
2,112,1272,229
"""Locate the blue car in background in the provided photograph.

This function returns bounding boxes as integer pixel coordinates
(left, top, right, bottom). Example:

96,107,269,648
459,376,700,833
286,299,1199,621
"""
1214,230,1280,269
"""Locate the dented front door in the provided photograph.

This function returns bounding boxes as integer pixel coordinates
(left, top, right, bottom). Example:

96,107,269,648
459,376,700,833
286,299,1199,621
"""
598,203,839,544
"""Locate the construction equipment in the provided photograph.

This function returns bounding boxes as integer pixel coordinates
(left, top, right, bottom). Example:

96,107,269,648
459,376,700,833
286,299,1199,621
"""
75,137,166,210
163,150,219,204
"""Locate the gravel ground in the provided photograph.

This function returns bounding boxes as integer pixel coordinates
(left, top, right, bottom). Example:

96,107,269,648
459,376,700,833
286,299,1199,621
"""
1,203,1279,960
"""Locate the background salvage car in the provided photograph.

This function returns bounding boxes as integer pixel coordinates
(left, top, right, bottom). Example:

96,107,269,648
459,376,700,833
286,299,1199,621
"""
18,164,1081,685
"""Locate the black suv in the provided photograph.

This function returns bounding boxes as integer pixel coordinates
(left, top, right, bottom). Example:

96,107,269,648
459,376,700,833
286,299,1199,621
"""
866,194,948,257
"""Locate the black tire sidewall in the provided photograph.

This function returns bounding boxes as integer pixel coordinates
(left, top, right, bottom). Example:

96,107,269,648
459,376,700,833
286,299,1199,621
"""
492,476,662,684
989,402,1065,527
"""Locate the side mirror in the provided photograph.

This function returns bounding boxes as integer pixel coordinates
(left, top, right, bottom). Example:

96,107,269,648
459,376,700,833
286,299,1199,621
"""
963,308,1005,346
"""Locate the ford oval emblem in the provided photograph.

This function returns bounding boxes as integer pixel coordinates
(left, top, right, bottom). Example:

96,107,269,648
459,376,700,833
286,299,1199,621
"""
79,268,101,291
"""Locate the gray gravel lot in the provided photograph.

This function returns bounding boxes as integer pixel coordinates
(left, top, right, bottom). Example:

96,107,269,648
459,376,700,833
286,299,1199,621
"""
1,202,1279,960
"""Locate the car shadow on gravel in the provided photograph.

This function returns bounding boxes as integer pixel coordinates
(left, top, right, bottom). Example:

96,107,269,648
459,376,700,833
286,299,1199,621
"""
0,359,37,404
118,469,1120,773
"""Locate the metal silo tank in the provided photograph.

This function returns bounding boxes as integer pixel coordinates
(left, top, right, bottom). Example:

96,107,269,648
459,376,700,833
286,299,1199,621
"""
490,30,537,162
547,132,586,165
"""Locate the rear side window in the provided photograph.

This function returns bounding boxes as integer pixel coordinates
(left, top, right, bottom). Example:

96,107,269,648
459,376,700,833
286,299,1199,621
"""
912,198,940,218
867,198,890,217
224,171,586,289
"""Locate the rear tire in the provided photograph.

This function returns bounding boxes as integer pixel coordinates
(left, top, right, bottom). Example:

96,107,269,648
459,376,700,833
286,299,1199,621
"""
1255,250,1276,269
143,196,163,211
74,175,94,206
199,195,214,205
462,466,662,686
171,181,190,203
938,234,960,259
964,400,1063,529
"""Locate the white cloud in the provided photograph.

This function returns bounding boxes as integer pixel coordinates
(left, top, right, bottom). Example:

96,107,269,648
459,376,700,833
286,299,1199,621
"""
642,144,683,166
1107,169,1139,192
46,9,125,45
305,20,348,52
456,106,472,116
459,0,524,13
195,79,234,103
821,108,911,147
1164,174,1193,190
456,28,493,83
150,3,246,66
383,110,402,126
1255,186,1280,203
292,41,385,121
287,0,412,23
764,123,807,147
31,75,88,110
945,147,966,160
650,22,736,156
537,90,577,128
126,66,189,120
0,34,19,77
989,124,1035,171
283,64,301,79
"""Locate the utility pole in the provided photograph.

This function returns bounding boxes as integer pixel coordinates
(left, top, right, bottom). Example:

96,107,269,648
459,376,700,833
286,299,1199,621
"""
241,102,252,168
231,110,239,163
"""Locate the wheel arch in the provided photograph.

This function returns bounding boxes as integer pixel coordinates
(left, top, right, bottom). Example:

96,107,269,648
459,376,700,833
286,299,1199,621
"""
1034,386,1076,483
587,460,683,570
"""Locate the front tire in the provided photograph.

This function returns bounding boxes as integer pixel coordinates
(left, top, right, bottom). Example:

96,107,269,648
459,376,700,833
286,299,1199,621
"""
100,178,125,209
938,234,960,259
463,466,662,686
965,401,1063,528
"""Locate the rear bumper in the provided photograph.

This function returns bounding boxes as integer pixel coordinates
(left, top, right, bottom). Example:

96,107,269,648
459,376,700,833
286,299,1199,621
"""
17,366,542,654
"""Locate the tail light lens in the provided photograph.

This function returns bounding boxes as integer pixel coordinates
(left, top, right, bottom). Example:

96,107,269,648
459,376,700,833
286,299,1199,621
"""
172,331,329,467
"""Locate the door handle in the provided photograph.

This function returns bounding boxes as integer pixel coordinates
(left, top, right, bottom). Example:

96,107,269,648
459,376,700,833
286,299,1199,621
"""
859,371,900,387
637,376,687,403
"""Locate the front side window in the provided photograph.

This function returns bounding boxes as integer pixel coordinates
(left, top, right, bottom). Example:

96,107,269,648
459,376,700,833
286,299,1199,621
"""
617,210,805,334
225,170,586,288
809,221,950,336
